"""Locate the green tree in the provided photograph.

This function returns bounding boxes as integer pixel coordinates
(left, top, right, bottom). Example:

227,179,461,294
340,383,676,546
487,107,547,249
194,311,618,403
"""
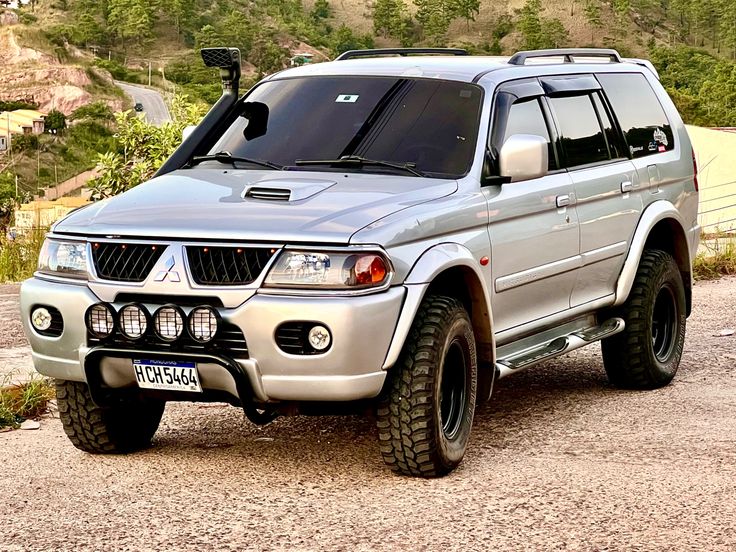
330,24,375,55
453,0,480,27
312,0,331,21
414,0,457,46
543,18,568,48
89,96,206,199
249,35,289,74
517,0,543,50
584,0,603,42
45,110,67,134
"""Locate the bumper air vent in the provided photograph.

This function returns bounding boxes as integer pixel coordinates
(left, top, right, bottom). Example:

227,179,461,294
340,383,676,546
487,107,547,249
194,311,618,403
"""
244,187,291,201
275,322,327,355
186,246,275,285
88,320,249,357
91,242,166,283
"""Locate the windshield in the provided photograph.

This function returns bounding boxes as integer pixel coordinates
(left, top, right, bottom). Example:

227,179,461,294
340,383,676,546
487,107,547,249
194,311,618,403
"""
207,76,483,178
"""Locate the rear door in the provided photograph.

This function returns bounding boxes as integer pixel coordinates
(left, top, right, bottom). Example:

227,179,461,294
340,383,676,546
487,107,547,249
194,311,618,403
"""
544,82,642,307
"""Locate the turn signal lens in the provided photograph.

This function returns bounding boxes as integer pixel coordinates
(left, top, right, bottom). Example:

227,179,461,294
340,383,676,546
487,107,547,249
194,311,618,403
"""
351,255,388,285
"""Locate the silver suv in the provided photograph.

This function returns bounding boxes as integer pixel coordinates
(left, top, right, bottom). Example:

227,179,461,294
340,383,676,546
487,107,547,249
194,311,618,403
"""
21,47,700,477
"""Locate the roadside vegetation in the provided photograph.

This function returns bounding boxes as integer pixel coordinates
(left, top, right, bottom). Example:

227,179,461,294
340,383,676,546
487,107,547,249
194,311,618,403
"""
693,238,736,280
0,230,45,283
0,375,56,430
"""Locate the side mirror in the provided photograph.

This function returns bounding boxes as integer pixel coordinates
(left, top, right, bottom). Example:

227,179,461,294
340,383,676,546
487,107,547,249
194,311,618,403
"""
182,125,197,142
499,134,548,182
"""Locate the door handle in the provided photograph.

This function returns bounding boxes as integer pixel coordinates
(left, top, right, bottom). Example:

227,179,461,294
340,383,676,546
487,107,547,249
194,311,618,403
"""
556,194,570,208
620,181,633,193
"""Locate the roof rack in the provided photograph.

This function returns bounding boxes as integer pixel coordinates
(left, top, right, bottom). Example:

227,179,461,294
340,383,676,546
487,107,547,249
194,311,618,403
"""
335,48,469,61
508,48,622,66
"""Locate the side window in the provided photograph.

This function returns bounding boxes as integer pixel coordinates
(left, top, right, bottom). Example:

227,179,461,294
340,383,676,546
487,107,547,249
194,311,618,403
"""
591,92,623,159
502,98,556,170
597,73,675,158
549,95,610,168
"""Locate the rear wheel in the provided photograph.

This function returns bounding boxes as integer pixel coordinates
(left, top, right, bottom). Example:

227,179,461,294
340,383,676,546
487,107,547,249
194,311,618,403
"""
376,295,477,477
56,379,165,453
602,249,686,389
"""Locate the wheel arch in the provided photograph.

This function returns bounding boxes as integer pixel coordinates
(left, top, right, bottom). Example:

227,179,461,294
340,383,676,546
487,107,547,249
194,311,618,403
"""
615,201,693,315
383,243,496,401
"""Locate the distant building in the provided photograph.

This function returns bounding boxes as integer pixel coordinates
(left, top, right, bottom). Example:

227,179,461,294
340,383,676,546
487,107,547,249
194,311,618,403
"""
1,109,46,154
14,197,90,233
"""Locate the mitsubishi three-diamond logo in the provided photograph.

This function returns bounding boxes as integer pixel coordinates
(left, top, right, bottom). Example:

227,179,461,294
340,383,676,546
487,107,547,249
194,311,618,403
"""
154,256,181,282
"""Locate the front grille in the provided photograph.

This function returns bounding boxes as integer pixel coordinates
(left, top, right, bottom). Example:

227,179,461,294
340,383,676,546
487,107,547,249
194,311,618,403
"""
88,320,249,357
186,246,275,285
91,242,166,282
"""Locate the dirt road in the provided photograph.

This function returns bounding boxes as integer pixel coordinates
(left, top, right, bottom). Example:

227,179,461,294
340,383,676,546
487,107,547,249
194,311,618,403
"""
2,279,736,551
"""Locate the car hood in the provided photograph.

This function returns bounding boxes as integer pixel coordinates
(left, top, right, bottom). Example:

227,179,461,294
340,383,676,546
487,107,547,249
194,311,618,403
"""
55,168,458,243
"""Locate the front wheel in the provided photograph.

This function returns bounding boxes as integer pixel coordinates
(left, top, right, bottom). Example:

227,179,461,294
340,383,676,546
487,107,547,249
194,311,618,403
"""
56,380,165,453
376,295,477,477
602,249,686,389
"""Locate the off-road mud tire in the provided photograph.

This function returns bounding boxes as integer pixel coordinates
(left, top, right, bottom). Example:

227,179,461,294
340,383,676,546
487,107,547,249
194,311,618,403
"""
602,249,686,389
56,379,165,453
377,295,477,477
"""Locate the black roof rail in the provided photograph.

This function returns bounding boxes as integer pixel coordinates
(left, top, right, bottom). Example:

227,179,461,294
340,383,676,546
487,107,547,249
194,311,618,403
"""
335,48,469,61
508,48,622,65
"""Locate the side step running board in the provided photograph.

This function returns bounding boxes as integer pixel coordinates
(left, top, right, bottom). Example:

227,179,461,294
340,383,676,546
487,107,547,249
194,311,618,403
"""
496,317,624,378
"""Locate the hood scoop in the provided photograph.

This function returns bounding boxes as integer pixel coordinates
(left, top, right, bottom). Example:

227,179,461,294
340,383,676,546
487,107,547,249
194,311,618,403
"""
245,187,291,201
241,178,337,202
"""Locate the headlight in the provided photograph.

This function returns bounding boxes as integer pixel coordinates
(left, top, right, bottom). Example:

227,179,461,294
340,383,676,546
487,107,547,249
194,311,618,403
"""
264,250,391,290
37,239,88,279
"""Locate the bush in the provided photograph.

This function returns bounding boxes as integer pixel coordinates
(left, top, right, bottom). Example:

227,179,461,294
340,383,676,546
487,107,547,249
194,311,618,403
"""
45,110,67,134
11,134,39,152
0,100,39,112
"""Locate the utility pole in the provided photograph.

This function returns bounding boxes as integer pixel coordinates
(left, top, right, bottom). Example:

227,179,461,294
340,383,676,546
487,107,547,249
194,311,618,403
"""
6,112,11,163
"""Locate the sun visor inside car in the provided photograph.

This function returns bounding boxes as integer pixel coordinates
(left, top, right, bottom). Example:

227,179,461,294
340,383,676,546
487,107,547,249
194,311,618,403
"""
539,75,601,96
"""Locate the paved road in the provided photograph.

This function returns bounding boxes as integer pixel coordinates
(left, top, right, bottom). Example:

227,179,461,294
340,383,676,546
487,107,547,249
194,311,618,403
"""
115,81,171,126
1,278,736,550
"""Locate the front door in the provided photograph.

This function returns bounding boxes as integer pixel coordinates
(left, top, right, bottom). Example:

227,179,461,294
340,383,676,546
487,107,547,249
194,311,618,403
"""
485,95,579,334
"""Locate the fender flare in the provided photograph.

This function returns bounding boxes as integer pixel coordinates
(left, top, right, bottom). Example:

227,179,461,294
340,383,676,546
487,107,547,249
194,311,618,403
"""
382,243,495,369
614,200,692,307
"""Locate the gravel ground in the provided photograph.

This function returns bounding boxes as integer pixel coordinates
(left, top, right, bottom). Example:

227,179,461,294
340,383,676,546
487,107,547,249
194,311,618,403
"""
1,278,735,551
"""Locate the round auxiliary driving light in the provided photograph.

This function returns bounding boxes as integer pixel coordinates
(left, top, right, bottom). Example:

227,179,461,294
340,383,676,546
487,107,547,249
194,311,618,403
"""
31,307,52,332
153,305,185,342
85,303,115,338
188,306,219,343
308,325,331,352
119,304,148,340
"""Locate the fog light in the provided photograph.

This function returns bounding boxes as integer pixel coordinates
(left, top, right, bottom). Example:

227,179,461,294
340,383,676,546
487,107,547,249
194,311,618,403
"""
308,325,331,351
153,305,184,342
85,303,115,338
119,304,148,340
188,306,219,343
31,307,52,331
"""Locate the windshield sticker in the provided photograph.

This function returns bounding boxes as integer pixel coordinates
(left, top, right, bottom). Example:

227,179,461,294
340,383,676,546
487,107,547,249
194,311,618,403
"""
336,94,359,103
459,90,473,99
653,127,668,146
630,145,644,155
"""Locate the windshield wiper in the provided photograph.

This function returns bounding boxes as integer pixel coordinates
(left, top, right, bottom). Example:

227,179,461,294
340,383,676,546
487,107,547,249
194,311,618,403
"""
189,151,283,170
294,155,426,177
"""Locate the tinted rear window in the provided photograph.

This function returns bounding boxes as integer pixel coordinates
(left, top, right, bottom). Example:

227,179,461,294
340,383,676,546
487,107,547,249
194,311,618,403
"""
597,73,675,158
208,76,483,178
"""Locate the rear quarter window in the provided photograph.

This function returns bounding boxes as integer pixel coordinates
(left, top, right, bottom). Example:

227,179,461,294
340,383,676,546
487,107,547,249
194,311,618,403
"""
597,73,675,159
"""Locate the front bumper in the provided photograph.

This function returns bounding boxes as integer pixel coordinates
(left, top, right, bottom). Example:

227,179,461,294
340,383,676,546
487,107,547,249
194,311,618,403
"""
20,277,406,402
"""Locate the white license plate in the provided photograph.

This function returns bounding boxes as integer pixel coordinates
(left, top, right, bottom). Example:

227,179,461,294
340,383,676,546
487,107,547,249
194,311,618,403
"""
133,359,202,393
